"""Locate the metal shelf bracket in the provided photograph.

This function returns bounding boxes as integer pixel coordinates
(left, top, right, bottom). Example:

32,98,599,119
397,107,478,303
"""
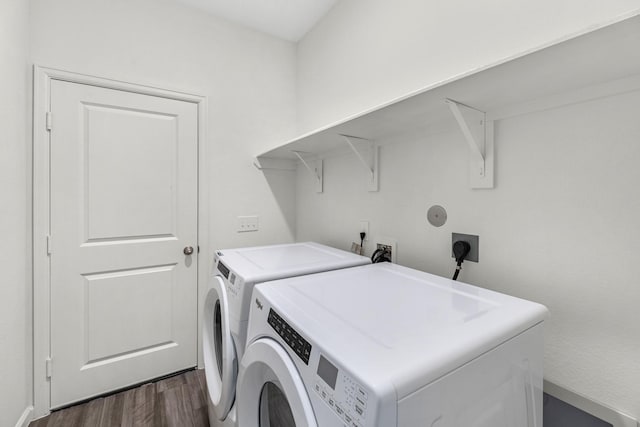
340,134,379,192
445,98,494,189
292,151,323,193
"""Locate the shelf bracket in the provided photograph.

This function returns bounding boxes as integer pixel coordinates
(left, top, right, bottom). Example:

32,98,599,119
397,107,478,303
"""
445,98,494,189
340,134,379,192
292,151,323,193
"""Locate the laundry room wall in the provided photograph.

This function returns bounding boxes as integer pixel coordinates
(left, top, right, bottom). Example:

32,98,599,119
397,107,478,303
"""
296,0,640,133
0,0,32,425
29,0,297,384
295,0,640,422
30,0,297,250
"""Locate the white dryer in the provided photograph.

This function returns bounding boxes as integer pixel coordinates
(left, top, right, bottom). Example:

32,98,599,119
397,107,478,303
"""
203,242,370,427
236,263,549,427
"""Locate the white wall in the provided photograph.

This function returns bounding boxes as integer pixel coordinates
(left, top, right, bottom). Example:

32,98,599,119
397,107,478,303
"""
296,0,640,421
0,0,31,425
297,0,640,133
29,0,297,414
30,0,297,249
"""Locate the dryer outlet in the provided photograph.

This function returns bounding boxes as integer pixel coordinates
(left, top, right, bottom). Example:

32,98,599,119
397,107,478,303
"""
375,237,397,263
452,233,479,262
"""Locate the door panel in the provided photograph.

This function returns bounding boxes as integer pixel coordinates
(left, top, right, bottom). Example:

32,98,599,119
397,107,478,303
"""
84,265,175,361
49,80,198,408
84,104,177,240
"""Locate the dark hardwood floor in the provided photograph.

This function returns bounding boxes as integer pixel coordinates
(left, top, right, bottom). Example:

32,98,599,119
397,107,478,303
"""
30,369,209,427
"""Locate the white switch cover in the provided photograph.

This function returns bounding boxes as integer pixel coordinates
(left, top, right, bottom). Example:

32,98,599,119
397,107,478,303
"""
237,215,259,232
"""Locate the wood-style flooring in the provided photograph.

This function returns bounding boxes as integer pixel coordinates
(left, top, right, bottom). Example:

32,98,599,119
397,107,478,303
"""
30,369,209,427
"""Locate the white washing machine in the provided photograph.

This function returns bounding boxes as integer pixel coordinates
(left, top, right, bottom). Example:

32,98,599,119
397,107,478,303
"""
203,242,370,427
236,263,549,427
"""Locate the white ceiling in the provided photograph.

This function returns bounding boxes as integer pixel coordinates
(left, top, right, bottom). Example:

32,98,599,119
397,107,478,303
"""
174,0,339,42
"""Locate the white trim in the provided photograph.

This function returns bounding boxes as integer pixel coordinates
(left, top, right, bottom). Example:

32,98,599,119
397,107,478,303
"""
544,380,639,427
32,65,52,419
32,65,208,418
14,406,33,427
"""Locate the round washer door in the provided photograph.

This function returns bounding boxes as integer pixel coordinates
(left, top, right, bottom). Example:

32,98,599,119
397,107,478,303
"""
203,276,237,420
237,338,317,427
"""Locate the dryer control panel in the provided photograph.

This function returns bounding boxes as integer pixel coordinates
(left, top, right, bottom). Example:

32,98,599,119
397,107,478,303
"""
266,309,371,426
314,354,369,427
268,309,312,364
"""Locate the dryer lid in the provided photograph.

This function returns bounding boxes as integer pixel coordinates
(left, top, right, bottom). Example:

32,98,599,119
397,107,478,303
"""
254,263,548,399
215,242,370,283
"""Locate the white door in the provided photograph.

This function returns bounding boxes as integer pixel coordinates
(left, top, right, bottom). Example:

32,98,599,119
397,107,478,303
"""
49,79,198,408
237,339,317,427
203,276,237,420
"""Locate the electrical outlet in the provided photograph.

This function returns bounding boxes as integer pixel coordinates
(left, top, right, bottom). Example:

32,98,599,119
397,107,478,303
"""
350,242,364,255
237,215,259,232
375,237,397,263
452,233,479,262
359,220,369,241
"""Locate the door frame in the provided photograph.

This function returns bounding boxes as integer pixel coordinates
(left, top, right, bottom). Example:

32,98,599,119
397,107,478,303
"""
32,65,208,418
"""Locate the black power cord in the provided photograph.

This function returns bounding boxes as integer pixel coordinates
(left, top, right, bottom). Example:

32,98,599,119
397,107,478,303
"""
360,232,366,249
371,246,392,263
452,241,471,280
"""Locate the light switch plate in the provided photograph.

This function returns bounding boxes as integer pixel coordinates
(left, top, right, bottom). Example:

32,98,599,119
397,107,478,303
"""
237,215,259,232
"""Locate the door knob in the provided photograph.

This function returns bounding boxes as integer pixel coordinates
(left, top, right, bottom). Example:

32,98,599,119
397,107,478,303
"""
183,246,194,255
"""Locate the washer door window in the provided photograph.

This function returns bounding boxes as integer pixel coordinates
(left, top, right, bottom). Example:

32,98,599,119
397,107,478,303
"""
237,339,317,427
203,276,237,420
260,381,296,427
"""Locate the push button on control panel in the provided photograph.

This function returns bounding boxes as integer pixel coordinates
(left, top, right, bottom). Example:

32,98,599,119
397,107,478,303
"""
268,309,311,365
314,377,367,427
356,386,368,401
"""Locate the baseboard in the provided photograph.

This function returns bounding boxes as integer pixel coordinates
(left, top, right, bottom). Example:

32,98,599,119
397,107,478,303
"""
544,380,638,427
15,406,33,427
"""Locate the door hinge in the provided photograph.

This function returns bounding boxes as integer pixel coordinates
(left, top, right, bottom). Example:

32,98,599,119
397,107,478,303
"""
46,357,52,379
46,111,52,131
46,235,52,255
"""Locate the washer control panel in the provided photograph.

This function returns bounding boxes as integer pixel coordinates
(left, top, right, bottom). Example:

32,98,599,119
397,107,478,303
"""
313,355,369,427
268,309,312,365
216,260,230,279
215,258,241,297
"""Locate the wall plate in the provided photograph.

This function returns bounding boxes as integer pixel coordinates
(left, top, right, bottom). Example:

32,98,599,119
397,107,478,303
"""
375,237,397,263
452,233,479,262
